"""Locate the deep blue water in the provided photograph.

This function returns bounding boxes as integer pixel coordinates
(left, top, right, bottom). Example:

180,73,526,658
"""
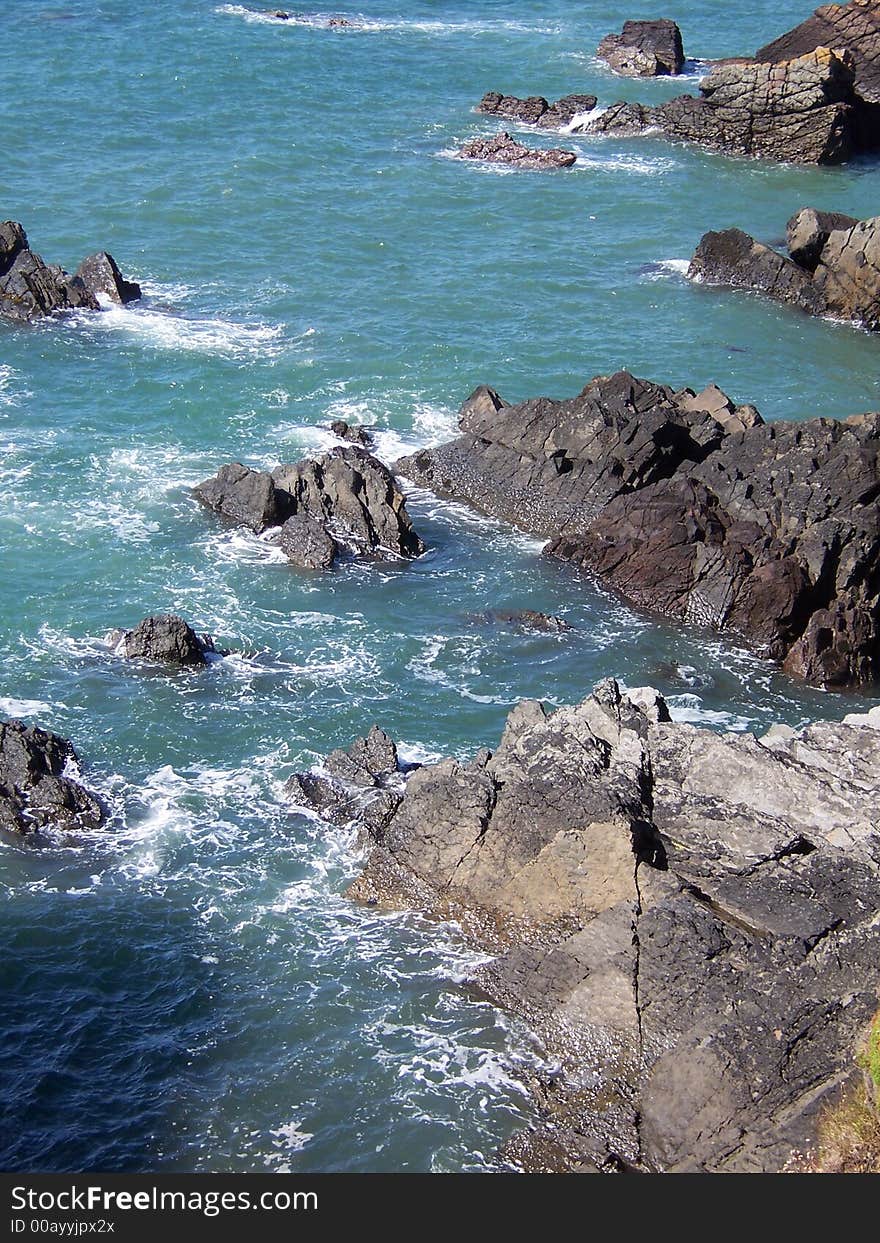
1,0,878,1172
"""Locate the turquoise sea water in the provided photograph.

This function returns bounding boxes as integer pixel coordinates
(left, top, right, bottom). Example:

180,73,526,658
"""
1,0,879,1172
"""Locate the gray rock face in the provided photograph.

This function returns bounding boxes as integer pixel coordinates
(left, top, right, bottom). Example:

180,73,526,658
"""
397,370,880,688
588,48,862,164
0,221,140,322
690,212,880,331
477,91,598,130
298,681,880,1171
786,206,860,270
0,721,105,837
597,19,685,77
458,132,578,170
329,418,373,447
113,614,219,666
755,0,880,106
195,446,425,567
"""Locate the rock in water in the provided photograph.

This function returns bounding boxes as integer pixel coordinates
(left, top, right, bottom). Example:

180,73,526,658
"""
755,0,880,109
786,206,861,270
329,418,373,447
0,221,140,322
195,446,425,567
458,133,578,170
303,682,880,1171
688,228,828,313
588,48,863,164
397,370,880,688
477,91,598,129
597,19,686,76
689,212,880,331
114,614,219,665
0,721,105,837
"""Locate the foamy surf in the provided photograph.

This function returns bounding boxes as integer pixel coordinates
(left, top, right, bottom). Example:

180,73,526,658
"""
68,294,287,361
216,6,563,36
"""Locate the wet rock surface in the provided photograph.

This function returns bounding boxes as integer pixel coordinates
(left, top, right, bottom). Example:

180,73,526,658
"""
690,211,880,331
458,133,578,170
195,446,425,566
0,721,105,837
477,91,598,130
597,19,685,77
0,221,141,322
397,370,880,688
295,681,880,1171
110,615,221,666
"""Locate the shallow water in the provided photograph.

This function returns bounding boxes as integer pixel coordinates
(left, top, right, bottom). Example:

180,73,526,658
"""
1,0,878,1172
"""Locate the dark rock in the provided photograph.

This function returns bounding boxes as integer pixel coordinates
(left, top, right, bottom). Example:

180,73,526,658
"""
115,614,218,666
0,221,140,323
0,720,105,837
397,370,880,688
689,213,880,331
317,681,880,1170
468,609,571,633
477,92,598,130
458,132,578,170
587,48,862,164
278,511,338,569
73,252,141,305
195,447,425,567
597,19,685,76
786,206,860,270
755,0,880,106
288,725,405,839
329,419,373,447
688,227,828,314
193,462,291,533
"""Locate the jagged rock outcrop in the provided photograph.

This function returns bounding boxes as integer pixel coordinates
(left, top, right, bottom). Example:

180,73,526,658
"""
597,19,685,76
194,446,425,567
458,133,578,170
755,0,880,109
397,371,880,688
477,91,598,130
0,221,141,323
329,418,373,447
689,212,880,330
0,721,105,837
109,614,221,666
588,48,861,163
786,206,860,270
292,681,880,1171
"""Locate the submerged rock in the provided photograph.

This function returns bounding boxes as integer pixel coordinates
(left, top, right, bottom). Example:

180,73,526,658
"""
458,133,578,170
306,681,880,1171
329,418,374,447
0,720,105,837
477,91,598,130
0,221,141,323
194,446,425,567
111,614,220,665
689,211,880,330
597,18,685,77
397,370,880,688
467,609,571,633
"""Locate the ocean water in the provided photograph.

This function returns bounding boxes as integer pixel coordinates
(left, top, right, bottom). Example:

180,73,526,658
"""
1,0,879,1173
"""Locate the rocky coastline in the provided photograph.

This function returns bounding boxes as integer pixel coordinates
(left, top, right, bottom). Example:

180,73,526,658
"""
292,680,880,1171
396,371,880,690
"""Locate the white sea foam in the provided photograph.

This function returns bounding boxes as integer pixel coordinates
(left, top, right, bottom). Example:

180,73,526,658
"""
0,695,56,719
199,526,290,566
0,365,31,409
666,693,754,731
573,150,675,176
69,295,287,361
216,6,562,36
